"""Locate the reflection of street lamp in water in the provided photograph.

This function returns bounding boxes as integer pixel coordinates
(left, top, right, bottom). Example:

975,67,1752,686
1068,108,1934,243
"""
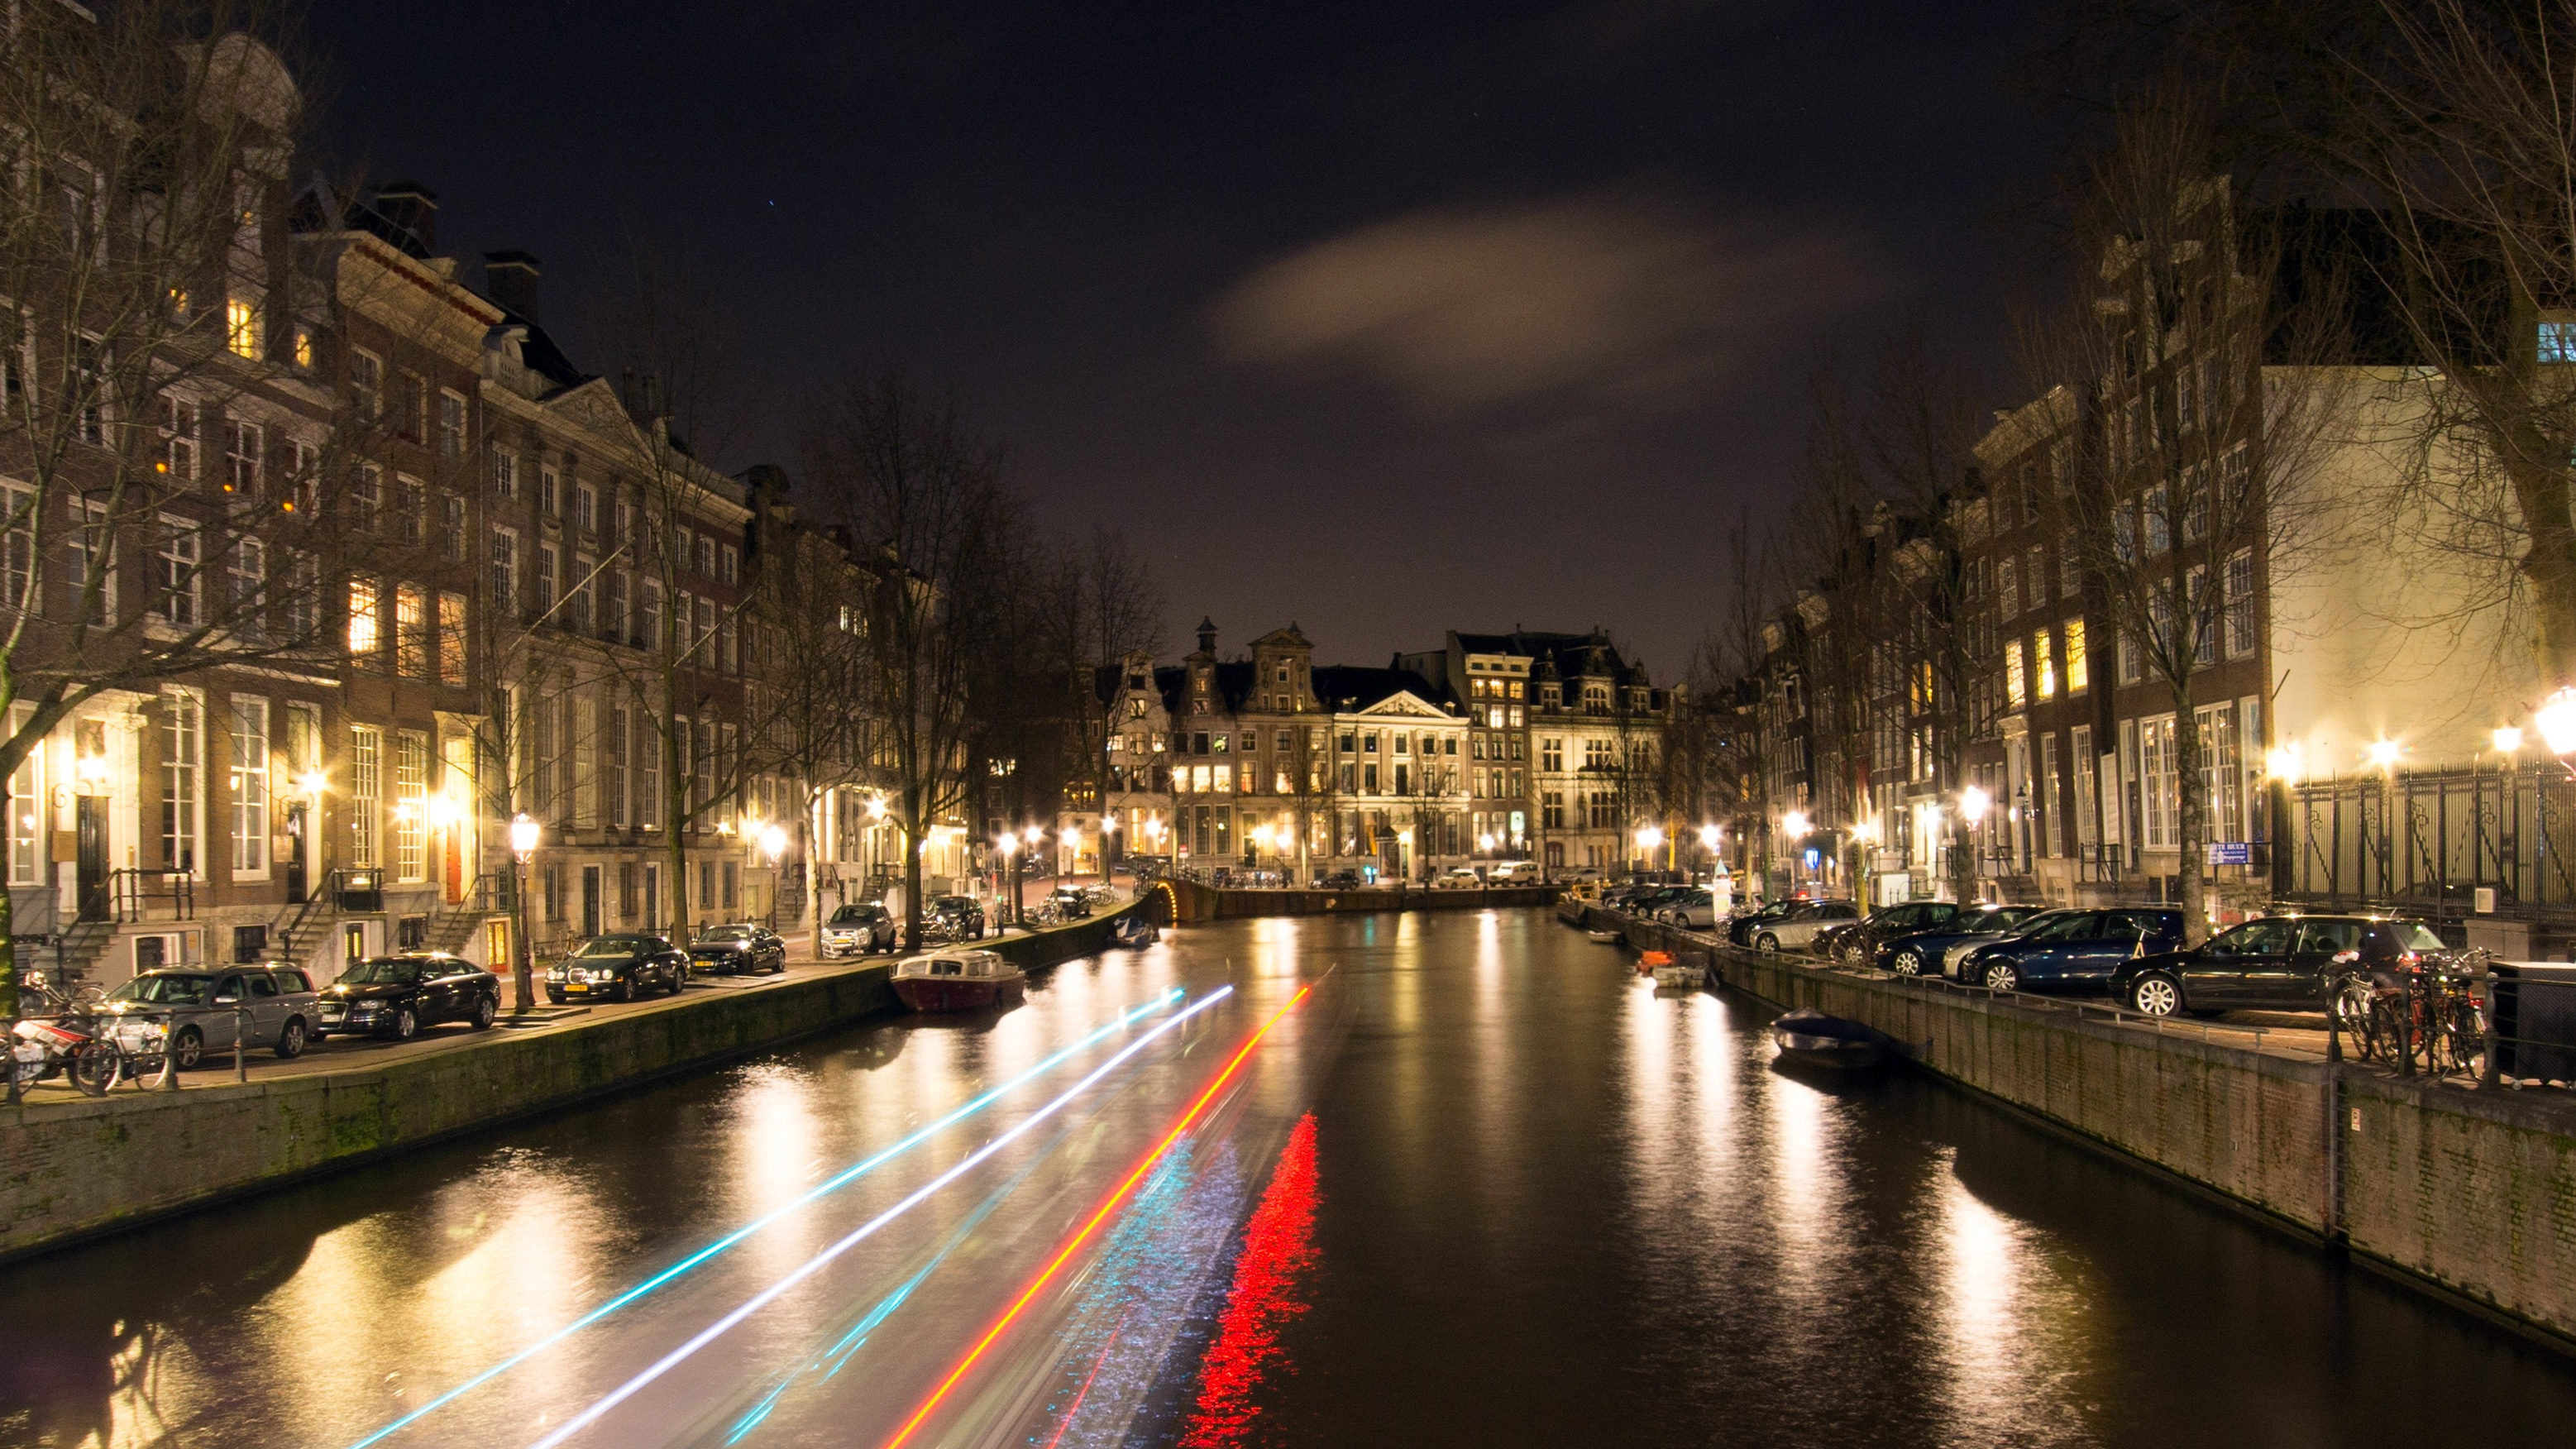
508,814,541,1012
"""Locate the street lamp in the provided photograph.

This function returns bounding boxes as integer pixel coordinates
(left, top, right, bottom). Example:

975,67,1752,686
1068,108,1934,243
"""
508,813,540,1013
2540,686,2576,758
2493,726,2526,755
1957,788,1989,827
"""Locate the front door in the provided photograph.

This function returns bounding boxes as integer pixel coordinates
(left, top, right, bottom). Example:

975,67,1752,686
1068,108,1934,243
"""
74,795,109,922
284,802,309,904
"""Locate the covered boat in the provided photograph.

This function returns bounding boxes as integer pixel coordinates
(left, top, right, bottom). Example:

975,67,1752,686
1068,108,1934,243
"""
1770,1009,1884,1070
891,949,1026,1012
1108,913,1160,948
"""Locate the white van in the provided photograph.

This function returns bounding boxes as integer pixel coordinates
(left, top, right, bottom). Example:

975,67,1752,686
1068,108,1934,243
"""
1486,860,1539,884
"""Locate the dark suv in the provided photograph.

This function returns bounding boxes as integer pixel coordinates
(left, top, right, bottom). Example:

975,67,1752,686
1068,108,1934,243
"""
2111,913,2451,1017
1957,908,2188,994
318,954,501,1040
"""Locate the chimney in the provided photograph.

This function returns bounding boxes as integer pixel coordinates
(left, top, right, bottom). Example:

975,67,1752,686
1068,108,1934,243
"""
484,251,540,321
374,181,437,253
1196,618,1217,654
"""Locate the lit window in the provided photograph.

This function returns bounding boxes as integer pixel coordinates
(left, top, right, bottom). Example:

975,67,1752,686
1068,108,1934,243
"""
2543,321,2576,363
347,578,381,656
2065,618,2088,692
225,297,259,360
2005,638,2027,709
2034,629,2056,700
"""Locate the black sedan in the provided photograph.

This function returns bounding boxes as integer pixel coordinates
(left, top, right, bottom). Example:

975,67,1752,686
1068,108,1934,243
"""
2110,913,2451,1017
689,923,788,976
930,895,987,940
1957,908,2187,993
317,954,500,1040
1818,900,1966,965
547,934,690,1003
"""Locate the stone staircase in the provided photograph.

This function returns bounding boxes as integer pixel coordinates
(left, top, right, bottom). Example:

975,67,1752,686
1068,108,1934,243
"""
46,919,117,986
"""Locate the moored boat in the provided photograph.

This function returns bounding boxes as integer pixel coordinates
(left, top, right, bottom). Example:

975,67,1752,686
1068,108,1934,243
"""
1771,1009,1884,1069
1108,913,1160,948
1585,930,1622,944
891,949,1026,1012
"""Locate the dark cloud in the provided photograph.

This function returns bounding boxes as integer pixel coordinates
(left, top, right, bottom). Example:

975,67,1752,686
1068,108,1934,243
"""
1209,194,1887,414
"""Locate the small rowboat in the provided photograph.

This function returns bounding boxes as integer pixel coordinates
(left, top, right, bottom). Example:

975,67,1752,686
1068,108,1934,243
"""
1652,963,1703,990
1585,930,1622,944
1771,1009,1884,1070
891,949,1026,1012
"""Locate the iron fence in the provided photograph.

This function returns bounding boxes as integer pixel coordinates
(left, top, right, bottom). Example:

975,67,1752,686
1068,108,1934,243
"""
2280,766,2576,931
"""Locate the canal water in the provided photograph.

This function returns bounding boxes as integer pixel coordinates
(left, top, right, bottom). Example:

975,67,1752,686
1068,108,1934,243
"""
2,909,2572,1447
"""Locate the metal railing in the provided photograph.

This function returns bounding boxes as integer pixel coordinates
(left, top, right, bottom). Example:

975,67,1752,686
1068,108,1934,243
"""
111,868,195,923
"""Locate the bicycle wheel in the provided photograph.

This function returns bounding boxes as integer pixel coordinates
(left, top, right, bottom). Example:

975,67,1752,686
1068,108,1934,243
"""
66,1040,121,1097
2367,996,2408,1068
2335,985,2380,1061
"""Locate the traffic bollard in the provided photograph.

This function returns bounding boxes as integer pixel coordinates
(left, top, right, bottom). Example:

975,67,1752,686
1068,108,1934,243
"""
234,1006,249,1083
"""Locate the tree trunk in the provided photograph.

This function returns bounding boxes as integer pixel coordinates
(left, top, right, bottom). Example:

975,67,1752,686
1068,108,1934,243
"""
2171,680,2208,945
902,782,926,952
0,879,17,1024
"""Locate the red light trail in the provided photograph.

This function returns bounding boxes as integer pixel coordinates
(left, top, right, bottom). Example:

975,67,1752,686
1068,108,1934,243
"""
878,985,1312,1449
1178,1112,1320,1447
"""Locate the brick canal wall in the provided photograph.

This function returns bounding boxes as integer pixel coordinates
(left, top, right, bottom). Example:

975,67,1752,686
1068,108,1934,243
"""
0,903,1146,1264
1165,878,1559,922
1572,902,2576,1345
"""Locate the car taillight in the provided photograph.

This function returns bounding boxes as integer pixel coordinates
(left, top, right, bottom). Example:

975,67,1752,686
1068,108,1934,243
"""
2332,950,2360,964
2398,951,2420,967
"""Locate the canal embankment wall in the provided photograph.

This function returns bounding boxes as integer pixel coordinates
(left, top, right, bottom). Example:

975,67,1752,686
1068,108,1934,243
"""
0,903,1145,1265
1162,878,1558,921
1574,902,2576,1347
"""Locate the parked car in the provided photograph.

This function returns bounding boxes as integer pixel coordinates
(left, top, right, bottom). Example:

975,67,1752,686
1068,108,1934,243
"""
1556,865,1607,886
1657,889,1720,928
1625,886,1694,917
1873,904,2048,976
689,922,788,976
320,954,502,1040
820,901,899,957
1046,886,1094,919
1433,866,1484,890
2110,913,2453,1017
100,964,323,1067
1487,860,1540,884
1818,901,1966,965
546,935,688,1004
1725,899,1796,946
1932,907,2081,980
1316,869,1364,889
930,895,987,940
1957,908,2188,993
1747,899,1861,953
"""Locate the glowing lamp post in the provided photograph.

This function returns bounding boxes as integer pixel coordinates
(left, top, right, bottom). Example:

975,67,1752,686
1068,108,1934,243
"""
508,813,541,1013
2539,686,2576,761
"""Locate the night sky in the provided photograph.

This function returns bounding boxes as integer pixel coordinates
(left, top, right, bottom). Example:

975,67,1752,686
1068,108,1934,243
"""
308,1,2060,678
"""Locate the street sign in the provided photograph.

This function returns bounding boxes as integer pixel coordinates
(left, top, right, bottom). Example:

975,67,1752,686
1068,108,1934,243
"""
2206,841,2252,866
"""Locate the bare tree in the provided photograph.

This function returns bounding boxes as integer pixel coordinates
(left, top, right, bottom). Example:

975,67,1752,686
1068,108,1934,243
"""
801,375,1016,949
0,6,346,1014
2028,86,2354,937
2326,0,2576,691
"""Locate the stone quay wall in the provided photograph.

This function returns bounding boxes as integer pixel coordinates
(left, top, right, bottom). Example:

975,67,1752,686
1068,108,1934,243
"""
1573,902,2576,1346
0,903,1147,1264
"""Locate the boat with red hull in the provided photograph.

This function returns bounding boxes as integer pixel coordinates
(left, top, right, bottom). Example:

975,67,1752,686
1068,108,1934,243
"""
891,949,1026,1012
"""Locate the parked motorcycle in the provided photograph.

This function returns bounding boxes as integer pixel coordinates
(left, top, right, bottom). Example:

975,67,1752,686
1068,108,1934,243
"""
10,1015,122,1097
